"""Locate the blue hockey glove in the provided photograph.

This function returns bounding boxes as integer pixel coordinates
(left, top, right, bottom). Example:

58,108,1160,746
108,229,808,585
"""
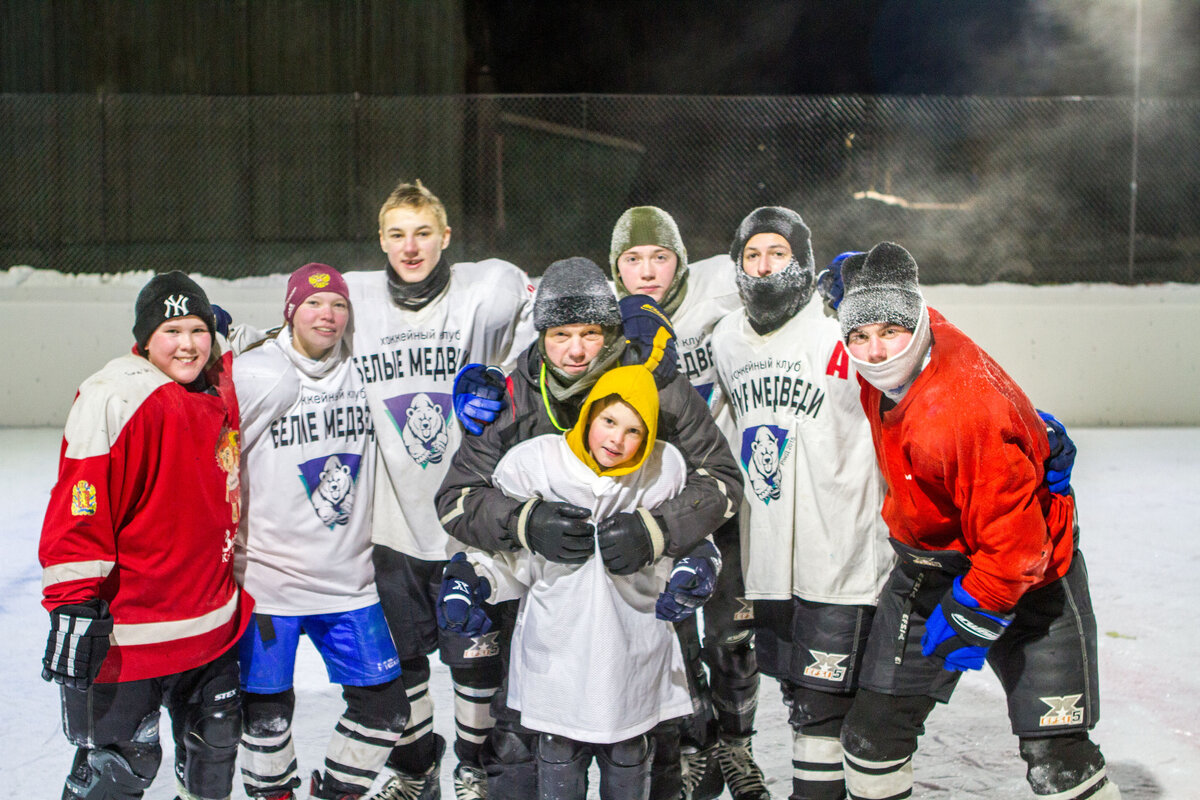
921,576,1015,672
815,251,862,310
436,553,493,637
453,363,507,436
597,509,663,575
1037,409,1076,495
42,599,113,689
619,294,678,386
211,304,233,339
656,540,722,622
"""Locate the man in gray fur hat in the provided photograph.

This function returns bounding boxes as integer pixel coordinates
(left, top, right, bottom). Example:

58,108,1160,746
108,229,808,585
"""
437,256,743,799
836,242,1119,800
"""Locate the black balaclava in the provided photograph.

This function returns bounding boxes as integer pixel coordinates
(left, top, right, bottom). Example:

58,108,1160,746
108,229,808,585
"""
729,206,816,336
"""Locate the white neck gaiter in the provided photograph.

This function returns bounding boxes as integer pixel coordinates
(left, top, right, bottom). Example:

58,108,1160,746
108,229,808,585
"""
848,305,932,403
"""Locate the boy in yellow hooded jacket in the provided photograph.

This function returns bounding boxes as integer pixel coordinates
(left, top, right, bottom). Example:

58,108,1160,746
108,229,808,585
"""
442,364,707,800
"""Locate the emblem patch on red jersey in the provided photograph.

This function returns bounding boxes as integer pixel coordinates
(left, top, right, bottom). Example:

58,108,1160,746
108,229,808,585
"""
70,480,97,516
216,428,241,524
1038,694,1084,727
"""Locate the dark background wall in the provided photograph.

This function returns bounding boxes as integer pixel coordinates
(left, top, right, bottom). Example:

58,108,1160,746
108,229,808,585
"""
5,1,1198,97
1,1,1197,283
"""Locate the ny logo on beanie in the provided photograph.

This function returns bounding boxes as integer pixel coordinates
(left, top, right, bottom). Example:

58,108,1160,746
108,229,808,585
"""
163,294,190,318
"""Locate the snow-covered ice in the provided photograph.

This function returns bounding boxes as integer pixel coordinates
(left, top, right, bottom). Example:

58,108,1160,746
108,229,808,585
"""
4,425,1197,798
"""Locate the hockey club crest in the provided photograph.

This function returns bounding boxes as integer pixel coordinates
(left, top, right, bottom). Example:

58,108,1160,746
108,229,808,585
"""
1038,694,1084,727
70,480,97,516
804,650,849,682
383,392,452,468
740,424,789,503
463,631,501,659
298,453,363,528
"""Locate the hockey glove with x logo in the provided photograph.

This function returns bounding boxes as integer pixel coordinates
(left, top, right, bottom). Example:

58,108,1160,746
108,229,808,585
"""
42,598,113,689
597,508,665,575
515,499,595,564
436,553,494,637
656,539,722,622
921,576,1015,671
619,294,678,386
1037,409,1076,495
453,363,507,436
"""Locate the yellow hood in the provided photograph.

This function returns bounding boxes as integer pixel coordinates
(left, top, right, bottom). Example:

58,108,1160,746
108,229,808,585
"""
565,364,660,477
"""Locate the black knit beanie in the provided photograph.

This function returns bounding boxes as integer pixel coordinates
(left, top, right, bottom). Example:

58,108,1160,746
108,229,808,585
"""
838,242,924,341
132,271,216,350
729,207,816,335
534,257,622,331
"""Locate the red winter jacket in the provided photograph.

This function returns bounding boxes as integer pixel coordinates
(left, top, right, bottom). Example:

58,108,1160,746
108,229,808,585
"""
859,309,1075,612
39,349,254,682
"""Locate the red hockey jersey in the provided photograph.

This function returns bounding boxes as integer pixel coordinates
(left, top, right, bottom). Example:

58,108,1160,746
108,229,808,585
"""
859,309,1076,612
40,349,254,682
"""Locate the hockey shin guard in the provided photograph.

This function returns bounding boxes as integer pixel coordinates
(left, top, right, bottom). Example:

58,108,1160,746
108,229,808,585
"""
240,690,300,797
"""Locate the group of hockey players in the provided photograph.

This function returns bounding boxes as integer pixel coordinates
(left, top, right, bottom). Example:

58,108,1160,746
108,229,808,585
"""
38,177,1121,800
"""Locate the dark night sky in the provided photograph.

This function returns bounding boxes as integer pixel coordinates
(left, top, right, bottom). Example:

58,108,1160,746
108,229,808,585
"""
472,0,1200,97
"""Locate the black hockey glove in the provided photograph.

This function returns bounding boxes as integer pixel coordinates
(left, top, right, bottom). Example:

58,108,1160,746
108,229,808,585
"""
920,576,1015,672
42,598,113,689
596,509,664,576
516,499,595,564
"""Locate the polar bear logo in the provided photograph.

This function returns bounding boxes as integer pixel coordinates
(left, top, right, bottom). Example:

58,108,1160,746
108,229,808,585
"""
311,454,355,526
747,426,783,502
402,393,449,467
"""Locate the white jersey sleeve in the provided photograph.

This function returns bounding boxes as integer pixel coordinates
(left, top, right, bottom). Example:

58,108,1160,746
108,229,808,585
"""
668,255,743,442
233,332,301,449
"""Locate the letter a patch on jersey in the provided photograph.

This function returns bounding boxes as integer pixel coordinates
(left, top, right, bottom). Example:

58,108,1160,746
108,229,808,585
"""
1038,694,1084,727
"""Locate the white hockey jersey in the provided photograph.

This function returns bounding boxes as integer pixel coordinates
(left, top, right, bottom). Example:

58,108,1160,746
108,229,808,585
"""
234,327,378,616
472,434,693,744
711,298,892,604
345,261,535,560
669,255,744,441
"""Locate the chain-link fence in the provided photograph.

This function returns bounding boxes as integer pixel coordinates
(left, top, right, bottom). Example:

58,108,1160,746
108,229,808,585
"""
2,93,1197,283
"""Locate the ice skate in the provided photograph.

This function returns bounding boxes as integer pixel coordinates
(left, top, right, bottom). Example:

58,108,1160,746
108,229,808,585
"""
716,735,770,800
309,769,363,799
452,761,487,800
679,742,723,800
